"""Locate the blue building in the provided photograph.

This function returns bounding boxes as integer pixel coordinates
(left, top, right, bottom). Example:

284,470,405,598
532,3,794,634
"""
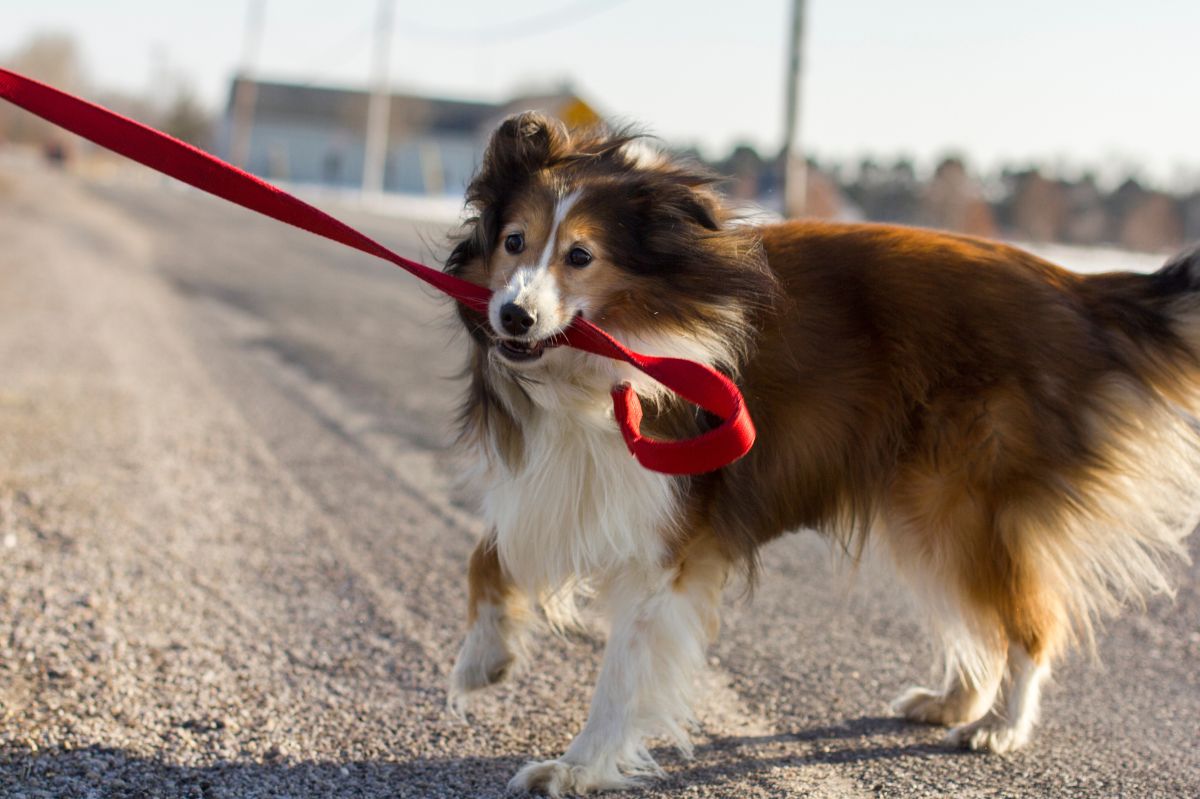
220,76,600,196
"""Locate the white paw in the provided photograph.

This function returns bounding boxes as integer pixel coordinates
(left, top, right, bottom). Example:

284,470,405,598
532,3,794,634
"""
446,645,513,717
446,606,520,717
946,714,1030,754
892,685,983,726
507,758,632,797
892,686,947,724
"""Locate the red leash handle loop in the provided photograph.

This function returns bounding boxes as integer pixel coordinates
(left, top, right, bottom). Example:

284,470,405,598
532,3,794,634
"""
0,68,755,475
612,376,753,475
561,319,755,475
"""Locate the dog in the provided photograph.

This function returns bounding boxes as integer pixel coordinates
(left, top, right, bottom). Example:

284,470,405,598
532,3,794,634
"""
444,112,1200,795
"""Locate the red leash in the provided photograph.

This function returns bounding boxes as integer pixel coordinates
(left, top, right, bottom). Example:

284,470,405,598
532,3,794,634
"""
0,68,755,475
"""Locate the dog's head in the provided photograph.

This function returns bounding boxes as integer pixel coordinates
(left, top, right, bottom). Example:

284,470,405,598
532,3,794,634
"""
447,112,775,374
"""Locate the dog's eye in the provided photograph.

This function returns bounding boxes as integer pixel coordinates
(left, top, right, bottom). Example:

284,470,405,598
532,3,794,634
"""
504,233,524,254
567,247,593,268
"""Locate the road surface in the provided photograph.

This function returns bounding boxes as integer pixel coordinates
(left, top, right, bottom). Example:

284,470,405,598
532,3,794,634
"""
1,158,1197,798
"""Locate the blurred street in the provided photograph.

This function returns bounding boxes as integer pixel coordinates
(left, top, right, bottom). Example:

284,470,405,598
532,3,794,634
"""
1,159,1197,798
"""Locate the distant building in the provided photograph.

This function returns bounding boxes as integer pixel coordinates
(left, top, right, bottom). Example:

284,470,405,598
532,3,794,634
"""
219,77,600,195
920,157,996,238
1008,170,1068,243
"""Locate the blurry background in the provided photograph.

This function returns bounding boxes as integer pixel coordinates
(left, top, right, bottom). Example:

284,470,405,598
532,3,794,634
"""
2,0,1198,251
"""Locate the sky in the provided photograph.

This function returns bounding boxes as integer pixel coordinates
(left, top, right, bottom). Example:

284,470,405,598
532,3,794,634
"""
3,0,1198,188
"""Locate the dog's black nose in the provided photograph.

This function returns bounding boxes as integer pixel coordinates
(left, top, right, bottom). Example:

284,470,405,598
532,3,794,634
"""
499,302,535,336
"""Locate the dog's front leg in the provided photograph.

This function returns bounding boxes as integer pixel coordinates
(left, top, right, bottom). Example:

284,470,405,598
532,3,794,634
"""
449,530,531,713
509,551,723,797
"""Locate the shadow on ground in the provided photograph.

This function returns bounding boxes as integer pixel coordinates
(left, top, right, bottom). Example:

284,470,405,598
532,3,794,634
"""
0,716,973,798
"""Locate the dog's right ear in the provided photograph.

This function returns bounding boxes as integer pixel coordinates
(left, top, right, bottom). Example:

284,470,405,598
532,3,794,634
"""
467,112,567,221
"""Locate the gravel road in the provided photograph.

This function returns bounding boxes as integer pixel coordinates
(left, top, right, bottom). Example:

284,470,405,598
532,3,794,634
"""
0,158,1197,798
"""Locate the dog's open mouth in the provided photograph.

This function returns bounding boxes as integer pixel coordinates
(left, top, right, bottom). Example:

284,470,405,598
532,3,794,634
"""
493,313,580,363
496,338,547,362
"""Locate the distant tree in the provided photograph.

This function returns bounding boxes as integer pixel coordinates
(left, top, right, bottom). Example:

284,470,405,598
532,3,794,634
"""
890,158,917,184
159,84,214,150
4,31,82,88
1107,177,1148,234
839,156,920,224
1,32,84,146
878,158,920,222
1062,173,1108,245
1183,192,1200,244
718,143,766,201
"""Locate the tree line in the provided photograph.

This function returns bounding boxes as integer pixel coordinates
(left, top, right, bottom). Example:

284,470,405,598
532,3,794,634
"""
711,145,1200,253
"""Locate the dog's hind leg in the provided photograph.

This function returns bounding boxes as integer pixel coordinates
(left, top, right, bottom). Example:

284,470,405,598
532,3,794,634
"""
883,451,1015,731
508,535,727,796
448,529,533,713
947,642,1051,753
888,509,1061,751
946,564,1065,753
892,647,1006,727
891,587,1008,728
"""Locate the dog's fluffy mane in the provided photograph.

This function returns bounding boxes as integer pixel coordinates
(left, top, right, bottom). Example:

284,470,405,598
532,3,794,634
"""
444,114,779,524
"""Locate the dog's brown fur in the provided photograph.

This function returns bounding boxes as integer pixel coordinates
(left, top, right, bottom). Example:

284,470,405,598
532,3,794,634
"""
709,224,1198,644
449,114,1200,789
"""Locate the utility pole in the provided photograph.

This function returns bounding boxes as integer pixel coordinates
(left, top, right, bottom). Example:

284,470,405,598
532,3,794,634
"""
230,0,266,168
362,0,395,195
781,0,807,218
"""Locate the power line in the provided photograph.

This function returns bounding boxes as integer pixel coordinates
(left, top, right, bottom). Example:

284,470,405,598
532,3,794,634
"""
393,0,631,42
306,19,375,75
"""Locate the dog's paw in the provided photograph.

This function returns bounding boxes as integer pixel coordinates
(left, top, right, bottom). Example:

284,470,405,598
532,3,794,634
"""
892,686,979,726
945,714,1030,754
446,645,513,717
892,686,949,724
507,758,632,797
446,656,512,718
447,610,519,717
451,644,513,692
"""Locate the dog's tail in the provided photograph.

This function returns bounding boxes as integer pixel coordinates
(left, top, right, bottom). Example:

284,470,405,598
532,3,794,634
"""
1147,245,1200,375
1042,245,1200,646
1080,245,1200,403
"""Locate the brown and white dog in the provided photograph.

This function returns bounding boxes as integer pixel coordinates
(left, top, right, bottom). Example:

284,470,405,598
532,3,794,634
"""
444,112,1200,795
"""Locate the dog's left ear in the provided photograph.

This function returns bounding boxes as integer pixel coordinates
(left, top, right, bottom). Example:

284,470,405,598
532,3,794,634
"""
617,177,732,278
637,179,723,233
673,187,722,232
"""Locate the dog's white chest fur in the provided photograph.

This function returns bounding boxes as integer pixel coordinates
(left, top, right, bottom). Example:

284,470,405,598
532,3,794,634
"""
481,396,678,595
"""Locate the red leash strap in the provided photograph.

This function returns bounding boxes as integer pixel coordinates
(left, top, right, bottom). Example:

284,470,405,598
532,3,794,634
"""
0,68,755,475
0,69,489,313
